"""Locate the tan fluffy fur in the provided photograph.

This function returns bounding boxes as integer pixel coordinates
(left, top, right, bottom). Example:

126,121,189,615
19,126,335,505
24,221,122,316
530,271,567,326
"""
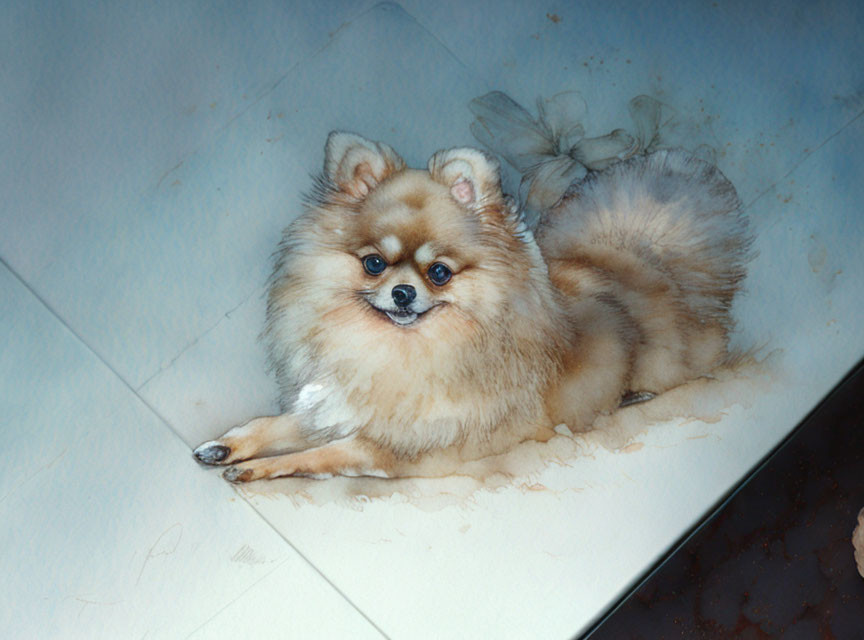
194,132,752,482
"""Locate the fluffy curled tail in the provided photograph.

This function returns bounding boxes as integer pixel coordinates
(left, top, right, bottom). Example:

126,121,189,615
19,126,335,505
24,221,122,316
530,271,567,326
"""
542,149,753,328
470,90,754,396
470,90,752,329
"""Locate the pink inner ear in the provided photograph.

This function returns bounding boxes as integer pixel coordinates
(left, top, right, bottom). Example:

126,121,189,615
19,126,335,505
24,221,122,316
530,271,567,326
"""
451,179,475,204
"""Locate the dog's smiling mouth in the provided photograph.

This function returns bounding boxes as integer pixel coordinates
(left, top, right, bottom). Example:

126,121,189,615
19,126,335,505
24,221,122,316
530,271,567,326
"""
383,308,420,326
365,301,444,327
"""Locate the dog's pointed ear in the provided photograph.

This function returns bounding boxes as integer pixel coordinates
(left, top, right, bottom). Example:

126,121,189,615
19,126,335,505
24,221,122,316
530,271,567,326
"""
427,147,503,208
324,132,405,198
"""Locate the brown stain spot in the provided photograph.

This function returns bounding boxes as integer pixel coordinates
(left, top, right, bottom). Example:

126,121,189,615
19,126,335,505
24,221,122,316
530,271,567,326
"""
401,191,428,210
522,482,549,491
546,12,561,23
680,412,725,426
620,442,644,453
808,241,827,273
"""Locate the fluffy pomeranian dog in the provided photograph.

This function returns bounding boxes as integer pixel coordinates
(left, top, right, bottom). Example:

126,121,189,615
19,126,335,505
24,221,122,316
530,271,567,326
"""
193,132,751,482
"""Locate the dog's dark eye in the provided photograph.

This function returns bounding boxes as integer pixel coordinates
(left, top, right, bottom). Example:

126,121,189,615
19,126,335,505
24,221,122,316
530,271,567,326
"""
427,262,452,285
362,254,387,276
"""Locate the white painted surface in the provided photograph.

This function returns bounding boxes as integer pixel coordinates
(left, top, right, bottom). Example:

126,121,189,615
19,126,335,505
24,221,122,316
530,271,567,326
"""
2,1,862,638
0,266,382,639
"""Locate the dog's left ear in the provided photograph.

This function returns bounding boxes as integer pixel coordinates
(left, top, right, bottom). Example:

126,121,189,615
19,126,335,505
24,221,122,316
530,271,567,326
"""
324,131,405,199
428,147,503,208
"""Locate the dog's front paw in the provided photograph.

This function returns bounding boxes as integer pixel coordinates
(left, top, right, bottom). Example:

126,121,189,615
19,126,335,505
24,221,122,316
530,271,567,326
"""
193,441,232,465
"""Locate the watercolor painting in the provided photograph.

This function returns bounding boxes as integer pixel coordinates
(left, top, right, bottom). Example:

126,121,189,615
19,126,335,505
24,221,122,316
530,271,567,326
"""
2,1,862,638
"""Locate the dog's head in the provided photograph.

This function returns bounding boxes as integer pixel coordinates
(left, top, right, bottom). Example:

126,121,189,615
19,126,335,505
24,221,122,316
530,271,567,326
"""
280,132,550,352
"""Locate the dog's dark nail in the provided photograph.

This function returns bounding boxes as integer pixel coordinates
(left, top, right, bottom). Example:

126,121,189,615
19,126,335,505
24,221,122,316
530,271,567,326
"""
619,391,657,408
223,466,252,483
194,443,231,464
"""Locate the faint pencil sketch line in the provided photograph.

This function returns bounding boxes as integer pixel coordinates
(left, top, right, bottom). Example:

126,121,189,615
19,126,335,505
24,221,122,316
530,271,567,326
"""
0,448,68,507
183,558,290,638
136,284,265,392
747,106,864,222
136,523,183,586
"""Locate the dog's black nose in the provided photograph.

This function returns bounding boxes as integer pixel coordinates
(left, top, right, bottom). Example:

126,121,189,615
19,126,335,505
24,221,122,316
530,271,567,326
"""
391,284,416,307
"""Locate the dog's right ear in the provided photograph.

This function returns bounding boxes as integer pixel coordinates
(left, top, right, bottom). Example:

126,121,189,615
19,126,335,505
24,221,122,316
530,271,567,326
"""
324,132,405,199
427,147,503,209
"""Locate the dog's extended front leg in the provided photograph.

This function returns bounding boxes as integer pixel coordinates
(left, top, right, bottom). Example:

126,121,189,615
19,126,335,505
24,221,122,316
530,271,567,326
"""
193,413,316,466
221,437,393,483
